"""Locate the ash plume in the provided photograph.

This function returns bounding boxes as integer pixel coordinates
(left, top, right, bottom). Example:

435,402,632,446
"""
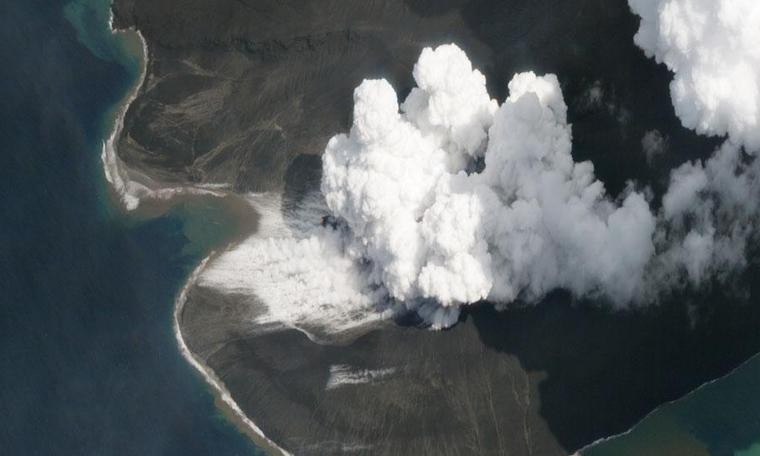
322,44,656,328
203,1,760,332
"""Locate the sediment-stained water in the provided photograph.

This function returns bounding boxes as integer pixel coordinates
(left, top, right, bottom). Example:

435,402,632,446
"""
583,354,760,456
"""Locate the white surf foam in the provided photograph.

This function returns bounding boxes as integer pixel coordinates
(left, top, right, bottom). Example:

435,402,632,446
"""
101,26,229,211
105,18,292,454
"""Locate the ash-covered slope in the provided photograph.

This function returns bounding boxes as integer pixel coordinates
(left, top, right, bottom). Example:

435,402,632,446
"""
179,274,760,456
110,0,715,193
110,0,482,191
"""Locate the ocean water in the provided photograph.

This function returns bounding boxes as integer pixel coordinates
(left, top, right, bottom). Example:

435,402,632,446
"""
0,0,262,454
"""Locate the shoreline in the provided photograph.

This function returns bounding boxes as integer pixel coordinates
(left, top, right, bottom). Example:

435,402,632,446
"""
100,23,229,212
103,11,290,455
574,350,760,455
172,255,291,456
99,21,148,211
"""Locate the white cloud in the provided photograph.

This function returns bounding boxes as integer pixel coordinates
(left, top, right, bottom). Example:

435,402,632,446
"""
629,0,760,151
630,0,760,292
202,7,760,332
642,129,668,164
322,45,657,326
652,142,760,290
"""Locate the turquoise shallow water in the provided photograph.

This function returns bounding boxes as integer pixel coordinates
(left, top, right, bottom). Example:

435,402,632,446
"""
0,0,262,453
583,355,760,455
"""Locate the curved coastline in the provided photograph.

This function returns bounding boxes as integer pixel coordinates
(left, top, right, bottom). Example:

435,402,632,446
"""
173,255,290,456
101,21,229,212
103,15,289,455
100,19,148,211
575,351,760,455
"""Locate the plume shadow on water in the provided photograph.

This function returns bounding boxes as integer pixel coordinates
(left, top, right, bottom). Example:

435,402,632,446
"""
582,347,760,455
466,271,760,452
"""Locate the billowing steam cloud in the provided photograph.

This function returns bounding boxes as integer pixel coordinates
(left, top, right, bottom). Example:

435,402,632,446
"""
628,0,760,151
322,44,657,328
320,28,760,326
651,142,760,290
200,2,760,333
630,0,760,293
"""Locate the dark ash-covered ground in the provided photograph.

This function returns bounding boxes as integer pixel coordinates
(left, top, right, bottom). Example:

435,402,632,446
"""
113,0,759,455
111,0,717,193
179,272,760,455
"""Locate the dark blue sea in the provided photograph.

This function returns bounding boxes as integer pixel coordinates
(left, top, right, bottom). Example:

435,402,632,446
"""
0,0,262,454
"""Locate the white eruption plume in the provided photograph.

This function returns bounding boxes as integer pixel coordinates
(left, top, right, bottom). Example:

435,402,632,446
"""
203,0,760,333
629,0,760,293
322,44,657,328
628,0,760,151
